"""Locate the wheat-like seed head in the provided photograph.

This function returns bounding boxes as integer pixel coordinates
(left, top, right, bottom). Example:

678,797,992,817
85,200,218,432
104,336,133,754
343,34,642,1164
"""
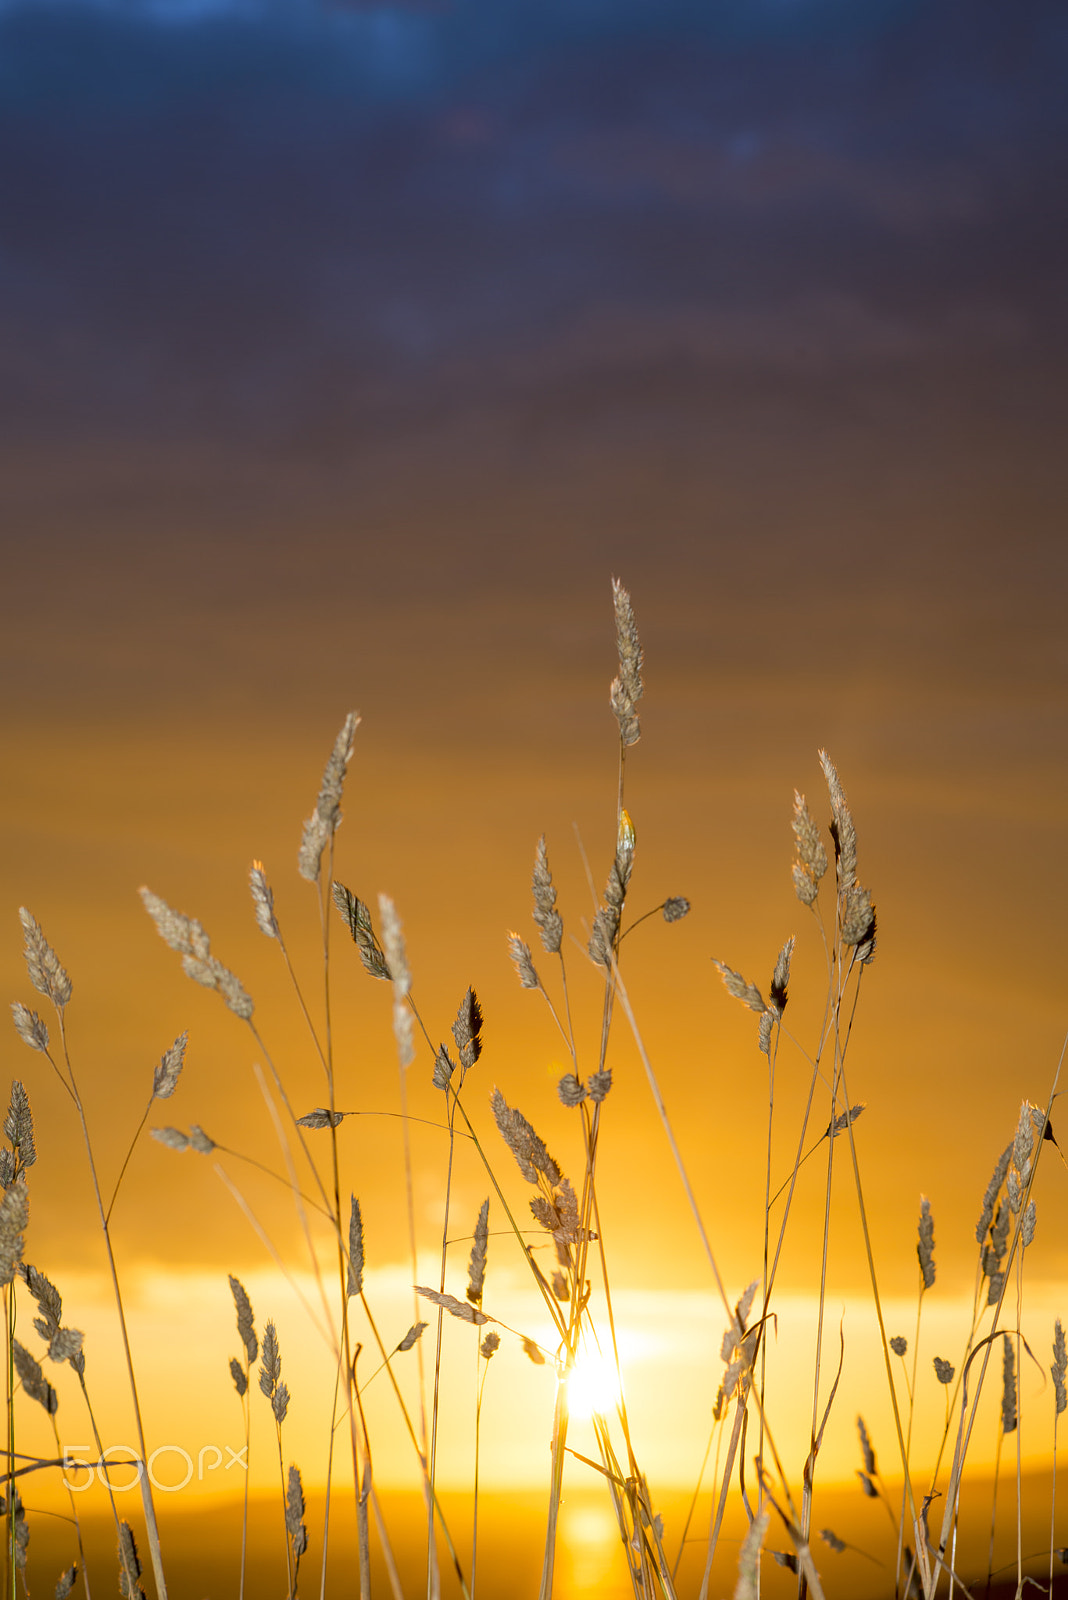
976,1143,1012,1244
0,1176,28,1287
10,1004,48,1054
378,894,414,1068
286,1465,308,1556
451,987,483,1071
1001,1335,1018,1433
1021,1199,1037,1247
249,861,279,939
917,1197,935,1290
229,1275,257,1364
1052,1320,1066,1416
531,836,563,954
141,889,253,1018
298,711,360,882
609,577,644,746
4,1082,36,1169
259,1320,281,1396
711,959,766,1014
818,751,858,884
347,1196,364,1297
792,792,828,883
18,908,72,1009
12,1340,57,1415
332,883,391,979
466,1198,489,1306
118,1522,144,1600
507,932,539,989
152,1032,187,1099
415,1285,490,1326
490,1088,562,1187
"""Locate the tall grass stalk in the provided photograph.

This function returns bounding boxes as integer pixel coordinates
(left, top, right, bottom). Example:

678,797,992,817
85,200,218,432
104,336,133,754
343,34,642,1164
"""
13,921,168,1600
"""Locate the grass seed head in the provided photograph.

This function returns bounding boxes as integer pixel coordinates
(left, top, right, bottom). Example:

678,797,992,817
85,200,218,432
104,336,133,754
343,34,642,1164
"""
1012,1099,1037,1185
1052,1319,1066,1416
18,908,72,1009
976,1142,1013,1244
10,1004,48,1054
490,1089,562,1186
791,792,828,885
118,1522,144,1600
332,884,391,979
1001,1334,1017,1433
347,1196,364,1297
451,986,483,1071
259,1320,281,1398
1022,1199,1037,1246
12,1339,57,1415
286,1465,307,1557
4,1082,36,1170
507,933,540,990
917,1197,935,1290
857,1415,876,1475
841,884,875,950
818,750,859,888
298,711,359,882
152,1032,187,1100
532,836,563,954
558,1073,587,1107
712,959,766,1014
415,1286,489,1326
0,1176,29,1286
249,861,279,939
662,896,690,922
609,577,644,747
466,1198,489,1306
769,936,795,1017
587,905,620,969
379,894,414,1068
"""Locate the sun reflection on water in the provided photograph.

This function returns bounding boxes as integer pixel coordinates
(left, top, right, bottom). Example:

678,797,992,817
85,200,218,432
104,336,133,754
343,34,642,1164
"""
559,1498,620,1597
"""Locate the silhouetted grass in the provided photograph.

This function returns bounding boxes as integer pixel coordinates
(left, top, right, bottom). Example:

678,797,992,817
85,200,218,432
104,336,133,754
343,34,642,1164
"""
6,580,1065,1600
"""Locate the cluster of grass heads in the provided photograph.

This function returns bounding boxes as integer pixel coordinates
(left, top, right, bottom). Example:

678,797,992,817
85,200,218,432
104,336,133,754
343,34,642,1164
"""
4,579,1066,1600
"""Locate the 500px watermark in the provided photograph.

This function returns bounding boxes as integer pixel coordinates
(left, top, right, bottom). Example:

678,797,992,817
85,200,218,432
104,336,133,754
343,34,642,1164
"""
62,1445,248,1493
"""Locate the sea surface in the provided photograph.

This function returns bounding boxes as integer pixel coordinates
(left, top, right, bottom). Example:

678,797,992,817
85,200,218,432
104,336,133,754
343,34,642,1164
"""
20,1478,1068,1598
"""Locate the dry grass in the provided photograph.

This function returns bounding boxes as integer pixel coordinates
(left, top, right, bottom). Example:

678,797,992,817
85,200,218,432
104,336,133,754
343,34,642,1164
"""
4,580,1066,1600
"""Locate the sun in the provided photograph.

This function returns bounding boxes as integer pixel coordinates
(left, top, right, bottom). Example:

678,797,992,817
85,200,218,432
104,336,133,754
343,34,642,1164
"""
566,1349,622,1421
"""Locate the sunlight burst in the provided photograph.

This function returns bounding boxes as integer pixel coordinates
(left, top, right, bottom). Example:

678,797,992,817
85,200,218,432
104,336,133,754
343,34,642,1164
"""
566,1350,622,1421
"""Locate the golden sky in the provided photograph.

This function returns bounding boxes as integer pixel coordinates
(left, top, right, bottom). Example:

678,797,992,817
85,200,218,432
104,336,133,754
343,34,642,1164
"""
2,4,1067,1592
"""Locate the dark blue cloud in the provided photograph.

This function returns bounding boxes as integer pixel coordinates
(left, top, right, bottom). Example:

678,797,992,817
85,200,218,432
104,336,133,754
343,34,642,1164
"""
0,0,1065,452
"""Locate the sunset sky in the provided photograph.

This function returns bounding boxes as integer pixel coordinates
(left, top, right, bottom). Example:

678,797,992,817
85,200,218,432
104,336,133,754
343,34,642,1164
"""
2,0,1068,1588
